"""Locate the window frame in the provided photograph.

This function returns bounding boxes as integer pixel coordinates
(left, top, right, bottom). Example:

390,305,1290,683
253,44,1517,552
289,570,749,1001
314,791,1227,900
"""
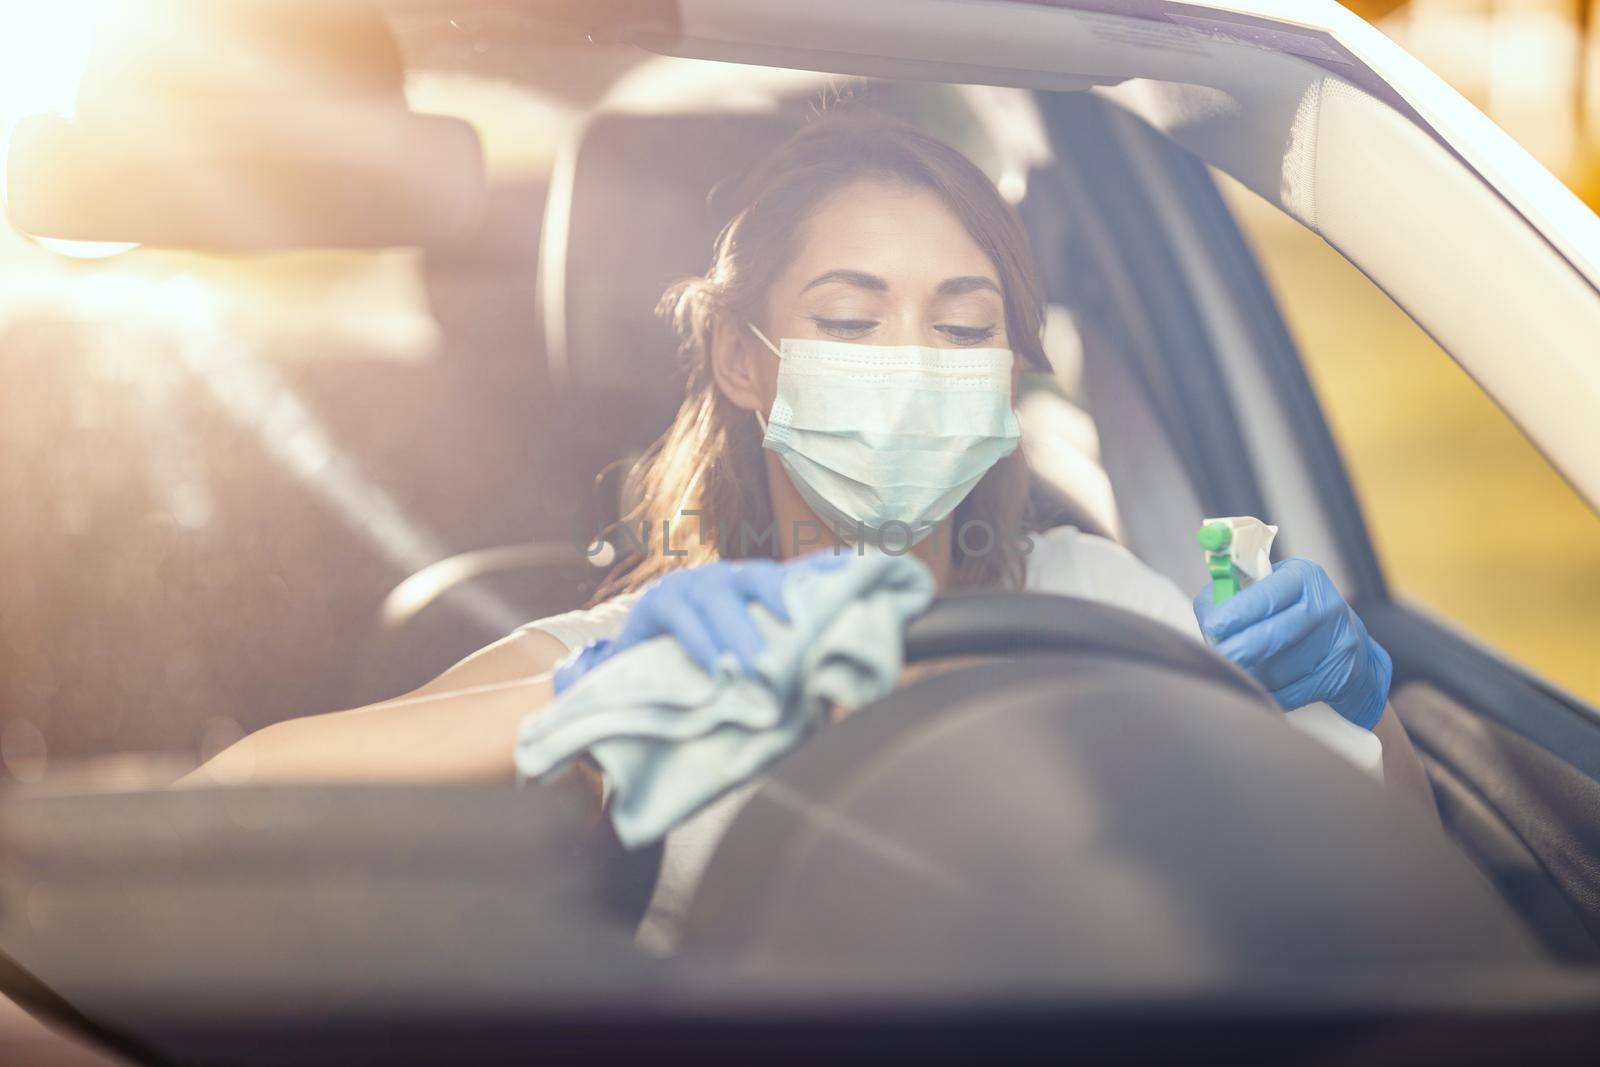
1068,89,1600,768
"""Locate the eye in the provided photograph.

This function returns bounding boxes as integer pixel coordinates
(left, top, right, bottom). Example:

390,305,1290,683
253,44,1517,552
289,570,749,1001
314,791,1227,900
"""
935,324,998,346
811,316,877,340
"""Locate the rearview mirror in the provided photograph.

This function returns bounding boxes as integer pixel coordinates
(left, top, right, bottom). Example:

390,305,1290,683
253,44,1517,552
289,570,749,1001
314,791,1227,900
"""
2,0,487,250
5,103,486,250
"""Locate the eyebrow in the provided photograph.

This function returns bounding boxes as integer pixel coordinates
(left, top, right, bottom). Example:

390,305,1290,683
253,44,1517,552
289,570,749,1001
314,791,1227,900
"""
800,270,1002,298
935,275,1001,298
801,269,888,293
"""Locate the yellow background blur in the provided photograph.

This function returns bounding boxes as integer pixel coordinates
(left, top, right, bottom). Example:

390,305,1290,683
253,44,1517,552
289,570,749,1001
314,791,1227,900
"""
1224,0,1600,706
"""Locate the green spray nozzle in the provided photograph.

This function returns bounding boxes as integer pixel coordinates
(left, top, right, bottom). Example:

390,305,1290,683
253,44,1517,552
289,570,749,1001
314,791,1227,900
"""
1196,522,1232,553
1198,522,1239,605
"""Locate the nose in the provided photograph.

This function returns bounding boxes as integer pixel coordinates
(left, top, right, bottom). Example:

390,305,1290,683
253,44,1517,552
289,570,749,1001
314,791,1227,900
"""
879,308,944,348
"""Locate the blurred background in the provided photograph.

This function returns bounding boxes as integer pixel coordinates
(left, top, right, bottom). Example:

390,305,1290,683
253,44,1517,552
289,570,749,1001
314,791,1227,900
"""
0,0,1596,787
0,1,625,786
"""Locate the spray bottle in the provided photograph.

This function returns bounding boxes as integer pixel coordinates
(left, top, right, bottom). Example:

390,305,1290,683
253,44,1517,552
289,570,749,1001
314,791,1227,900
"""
1199,517,1384,783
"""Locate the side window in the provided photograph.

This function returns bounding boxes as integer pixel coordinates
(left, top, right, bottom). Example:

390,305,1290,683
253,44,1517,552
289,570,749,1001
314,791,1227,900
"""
1214,170,1600,709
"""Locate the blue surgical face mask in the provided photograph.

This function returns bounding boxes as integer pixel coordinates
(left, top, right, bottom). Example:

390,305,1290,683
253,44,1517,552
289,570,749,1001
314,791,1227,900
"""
747,322,1020,547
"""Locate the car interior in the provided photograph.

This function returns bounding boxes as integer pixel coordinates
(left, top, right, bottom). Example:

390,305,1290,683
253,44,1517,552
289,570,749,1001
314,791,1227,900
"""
2,2,1599,1062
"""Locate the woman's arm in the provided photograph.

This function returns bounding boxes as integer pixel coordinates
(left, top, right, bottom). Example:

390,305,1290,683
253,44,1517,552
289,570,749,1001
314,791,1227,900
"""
182,556,822,790
176,628,571,788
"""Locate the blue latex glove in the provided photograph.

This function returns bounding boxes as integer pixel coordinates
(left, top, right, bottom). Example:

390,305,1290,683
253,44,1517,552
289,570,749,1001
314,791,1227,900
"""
552,551,852,695
1192,558,1393,730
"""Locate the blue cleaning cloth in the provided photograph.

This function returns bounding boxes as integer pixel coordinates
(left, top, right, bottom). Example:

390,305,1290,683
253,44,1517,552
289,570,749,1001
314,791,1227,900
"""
514,552,936,848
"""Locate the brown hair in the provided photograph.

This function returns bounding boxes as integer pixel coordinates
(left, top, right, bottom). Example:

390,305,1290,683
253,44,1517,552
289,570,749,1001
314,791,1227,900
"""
594,113,1051,600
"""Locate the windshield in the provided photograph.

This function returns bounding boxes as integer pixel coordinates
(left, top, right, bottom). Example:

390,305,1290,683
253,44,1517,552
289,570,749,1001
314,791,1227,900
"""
1,0,1598,1057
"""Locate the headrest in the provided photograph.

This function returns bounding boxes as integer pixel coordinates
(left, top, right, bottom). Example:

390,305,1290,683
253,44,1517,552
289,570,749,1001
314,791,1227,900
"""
540,110,800,418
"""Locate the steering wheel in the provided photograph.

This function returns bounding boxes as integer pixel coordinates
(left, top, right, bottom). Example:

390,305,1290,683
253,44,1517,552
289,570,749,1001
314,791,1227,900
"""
678,590,1276,921
901,590,1265,695
674,592,1530,983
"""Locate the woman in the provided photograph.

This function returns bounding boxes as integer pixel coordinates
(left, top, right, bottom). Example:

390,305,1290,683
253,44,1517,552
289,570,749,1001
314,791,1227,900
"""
188,114,1433,815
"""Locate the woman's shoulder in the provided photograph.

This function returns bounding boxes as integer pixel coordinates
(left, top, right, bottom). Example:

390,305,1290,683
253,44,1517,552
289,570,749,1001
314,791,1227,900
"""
1023,526,1201,640
513,589,646,651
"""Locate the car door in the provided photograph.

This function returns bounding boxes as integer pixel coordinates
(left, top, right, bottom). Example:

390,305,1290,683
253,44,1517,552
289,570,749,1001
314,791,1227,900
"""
1068,87,1600,963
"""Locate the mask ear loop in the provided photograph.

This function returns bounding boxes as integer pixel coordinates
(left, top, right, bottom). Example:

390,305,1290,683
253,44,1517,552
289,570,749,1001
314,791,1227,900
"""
745,321,782,433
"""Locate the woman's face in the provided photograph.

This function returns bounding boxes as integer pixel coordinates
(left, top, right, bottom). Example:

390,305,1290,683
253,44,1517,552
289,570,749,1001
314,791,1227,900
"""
709,177,1019,569
742,178,1011,409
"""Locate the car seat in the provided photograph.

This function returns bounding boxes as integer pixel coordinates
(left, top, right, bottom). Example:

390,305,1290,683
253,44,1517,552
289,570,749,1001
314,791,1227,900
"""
538,106,1126,552
376,100,1134,641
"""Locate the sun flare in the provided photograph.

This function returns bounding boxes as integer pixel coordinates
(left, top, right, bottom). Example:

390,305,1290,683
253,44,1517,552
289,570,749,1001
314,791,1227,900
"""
0,1,99,119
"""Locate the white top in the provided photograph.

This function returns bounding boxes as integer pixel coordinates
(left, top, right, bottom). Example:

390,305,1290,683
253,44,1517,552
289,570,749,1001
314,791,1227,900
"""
512,525,1202,954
